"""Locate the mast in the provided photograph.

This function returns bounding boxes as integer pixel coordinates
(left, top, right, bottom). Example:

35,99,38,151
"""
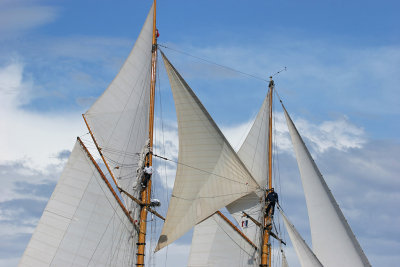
261,77,274,267
137,0,157,265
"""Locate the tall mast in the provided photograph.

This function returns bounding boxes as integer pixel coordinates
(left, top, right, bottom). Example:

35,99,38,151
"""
137,0,157,265
261,77,274,267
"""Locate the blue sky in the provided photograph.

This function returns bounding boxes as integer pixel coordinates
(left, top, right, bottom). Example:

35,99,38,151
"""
0,0,399,266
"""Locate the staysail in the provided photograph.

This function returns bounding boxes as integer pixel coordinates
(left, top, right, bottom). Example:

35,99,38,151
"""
83,4,154,201
156,53,260,251
227,90,270,240
279,209,323,267
19,141,136,266
283,105,371,267
187,92,271,265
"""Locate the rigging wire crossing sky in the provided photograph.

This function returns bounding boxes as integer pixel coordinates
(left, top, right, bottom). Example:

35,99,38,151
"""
0,0,399,266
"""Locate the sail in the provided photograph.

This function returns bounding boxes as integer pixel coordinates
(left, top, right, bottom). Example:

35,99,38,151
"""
156,53,259,251
187,92,270,265
279,209,323,267
237,92,269,188
19,141,137,267
283,106,371,267
188,213,258,267
84,4,154,199
226,91,269,241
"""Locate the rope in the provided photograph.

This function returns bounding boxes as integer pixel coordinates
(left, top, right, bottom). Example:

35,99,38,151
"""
158,44,269,83
152,153,259,189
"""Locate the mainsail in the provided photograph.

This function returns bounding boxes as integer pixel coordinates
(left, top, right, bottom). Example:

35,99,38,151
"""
279,209,323,267
156,53,260,251
84,4,154,203
283,105,371,267
19,141,136,266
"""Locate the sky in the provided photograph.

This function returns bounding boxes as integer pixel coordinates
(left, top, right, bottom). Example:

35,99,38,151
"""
0,0,399,266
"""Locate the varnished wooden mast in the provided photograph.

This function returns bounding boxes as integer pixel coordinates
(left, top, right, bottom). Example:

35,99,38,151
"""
137,1,157,265
261,77,274,266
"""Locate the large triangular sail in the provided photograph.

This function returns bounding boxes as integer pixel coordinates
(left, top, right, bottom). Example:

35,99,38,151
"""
19,141,137,267
226,90,270,241
156,53,260,251
187,92,270,265
283,105,371,267
279,209,323,267
83,4,154,202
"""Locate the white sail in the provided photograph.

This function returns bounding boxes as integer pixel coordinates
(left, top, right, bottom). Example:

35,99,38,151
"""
19,141,137,267
283,106,371,267
187,92,270,265
279,209,323,267
156,54,260,251
226,91,270,242
237,92,269,188
188,213,258,267
84,4,154,199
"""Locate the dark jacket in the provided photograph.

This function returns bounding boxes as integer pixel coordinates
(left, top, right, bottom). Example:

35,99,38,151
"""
266,191,278,203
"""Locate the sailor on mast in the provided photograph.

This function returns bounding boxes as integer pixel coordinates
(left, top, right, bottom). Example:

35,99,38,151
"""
265,188,278,217
141,162,153,188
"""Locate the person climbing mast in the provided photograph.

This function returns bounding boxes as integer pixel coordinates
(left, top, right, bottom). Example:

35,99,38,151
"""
265,188,278,217
141,162,153,188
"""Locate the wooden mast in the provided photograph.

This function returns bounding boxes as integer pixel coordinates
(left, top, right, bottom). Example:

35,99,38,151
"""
261,77,274,267
137,0,157,265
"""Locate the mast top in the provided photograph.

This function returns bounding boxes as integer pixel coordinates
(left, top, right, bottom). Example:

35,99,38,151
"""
268,76,275,90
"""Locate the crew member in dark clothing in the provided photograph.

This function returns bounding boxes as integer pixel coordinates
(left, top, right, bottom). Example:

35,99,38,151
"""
265,188,278,217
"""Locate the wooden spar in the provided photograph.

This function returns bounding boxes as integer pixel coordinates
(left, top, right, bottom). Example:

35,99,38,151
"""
119,187,165,221
148,207,165,221
137,0,157,265
118,187,144,206
82,114,120,189
77,137,136,226
242,211,262,228
261,77,274,267
216,211,258,250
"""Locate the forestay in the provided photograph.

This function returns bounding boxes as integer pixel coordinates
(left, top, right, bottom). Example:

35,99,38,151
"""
156,54,259,251
279,209,322,267
283,106,371,267
19,141,136,267
84,4,154,201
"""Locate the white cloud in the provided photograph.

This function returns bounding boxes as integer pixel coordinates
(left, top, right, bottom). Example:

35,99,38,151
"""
290,113,366,153
0,61,86,171
0,1,58,39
